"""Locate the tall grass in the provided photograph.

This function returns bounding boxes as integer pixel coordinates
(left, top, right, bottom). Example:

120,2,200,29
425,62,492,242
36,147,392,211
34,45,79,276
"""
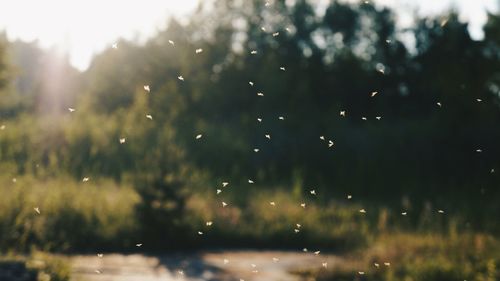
0,175,140,252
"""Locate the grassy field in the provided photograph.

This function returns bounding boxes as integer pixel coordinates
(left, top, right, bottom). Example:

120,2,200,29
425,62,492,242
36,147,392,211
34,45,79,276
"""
296,232,500,281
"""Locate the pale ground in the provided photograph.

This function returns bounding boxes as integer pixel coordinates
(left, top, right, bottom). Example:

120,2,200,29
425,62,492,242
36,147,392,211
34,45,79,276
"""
69,250,340,281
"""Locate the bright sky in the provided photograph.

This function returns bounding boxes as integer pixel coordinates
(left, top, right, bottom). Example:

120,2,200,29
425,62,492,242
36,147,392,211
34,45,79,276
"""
0,0,497,70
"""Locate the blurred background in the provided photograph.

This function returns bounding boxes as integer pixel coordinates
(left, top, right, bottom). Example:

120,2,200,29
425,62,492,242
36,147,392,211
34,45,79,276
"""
0,0,500,280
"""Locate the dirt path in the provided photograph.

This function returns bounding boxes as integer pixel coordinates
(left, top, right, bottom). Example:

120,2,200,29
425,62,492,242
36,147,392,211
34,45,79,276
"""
69,250,340,281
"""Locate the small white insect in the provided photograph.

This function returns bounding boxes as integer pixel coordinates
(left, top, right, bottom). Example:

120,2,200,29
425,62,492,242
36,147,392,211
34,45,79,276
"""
310,190,316,195
303,248,308,252
250,50,258,55
34,207,40,215
144,85,150,92
261,27,267,32
248,179,254,184
296,224,301,228
82,177,90,182
206,221,213,226
168,40,175,46
386,39,392,43
320,136,325,141
384,262,391,266
223,259,229,264
438,209,445,214
253,148,260,152
136,243,143,247
119,138,126,144
280,67,286,71
222,182,229,187
178,270,184,275
359,209,366,213
112,43,118,49
437,102,442,107
314,251,320,255
257,92,264,96
195,48,203,54
97,253,103,258
347,194,352,199
358,271,365,275
146,114,153,120
402,212,407,216
300,203,306,208
272,257,279,262
95,270,102,274
272,32,280,37
249,81,254,86
196,134,203,139
362,117,367,121
178,76,184,81
374,262,380,267
216,189,222,195
477,98,482,102
476,149,482,153
294,229,300,233
278,116,284,120
340,110,346,117
68,108,76,112
371,91,378,97
285,27,291,33
376,116,382,120
328,140,334,148
269,201,276,206
198,231,203,235
265,134,271,139
322,262,328,268
257,118,263,122
222,202,228,207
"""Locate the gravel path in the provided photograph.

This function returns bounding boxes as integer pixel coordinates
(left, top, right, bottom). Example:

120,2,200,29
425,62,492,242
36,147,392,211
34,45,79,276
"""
69,250,340,281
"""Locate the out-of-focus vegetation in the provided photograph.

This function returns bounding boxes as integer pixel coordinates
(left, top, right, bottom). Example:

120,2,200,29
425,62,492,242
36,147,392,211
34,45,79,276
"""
296,232,500,281
0,0,500,255
0,252,70,281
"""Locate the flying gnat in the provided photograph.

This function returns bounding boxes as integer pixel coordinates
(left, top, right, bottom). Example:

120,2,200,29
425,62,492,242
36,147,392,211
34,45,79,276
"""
322,262,328,268
347,194,352,199
438,209,445,214
314,251,320,255
384,262,391,267
68,108,76,113
196,134,203,139
216,189,222,195
376,116,382,120
310,190,316,195
257,118,262,122
250,50,258,55
136,243,143,247
280,67,286,71
206,221,213,226
386,39,392,44
168,40,175,46
371,91,378,97
265,134,271,139
249,81,254,86
97,254,103,258
294,229,300,233
198,231,203,235
146,114,153,120
82,177,90,182
119,138,126,144
437,102,442,107
34,207,40,215
195,48,203,54
272,257,279,262
477,98,482,102
257,92,264,97
300,203,306,208
320,136,325,141
358,272,365,275
374,263,380,268
359,209,367,213
269,201,276,206
112,43,118,49
222,182,229,187
278,116,285,120
328,140,334,148
362,117,367,121
178,76,184,81
402,212,407,216
340,110,346,117
476,149,483,153
144,85,150,92
223,259,229,264
95,270,101,274
222,202,228,207
261,27,267,32
272,32,280,37
248,179,254,184
254,148,260,152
